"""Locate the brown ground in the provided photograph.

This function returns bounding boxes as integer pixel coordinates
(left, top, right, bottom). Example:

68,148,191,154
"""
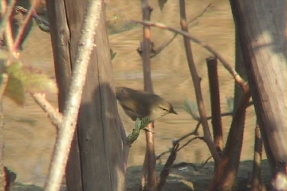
2,0,272,190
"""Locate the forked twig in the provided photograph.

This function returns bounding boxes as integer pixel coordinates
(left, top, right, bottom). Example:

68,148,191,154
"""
156,111,234,160
13,2,38,50
151,3,211,58
179,0,219,165
131,20,247,88
31,93,63,127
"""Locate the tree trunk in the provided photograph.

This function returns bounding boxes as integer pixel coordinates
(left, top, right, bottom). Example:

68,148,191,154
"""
46,0,125,190
229,0,287,174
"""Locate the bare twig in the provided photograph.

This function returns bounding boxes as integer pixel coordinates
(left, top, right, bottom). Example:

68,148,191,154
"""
156,150,171,161
31,93,63,127
206,57,223,155
4,20,14,54
156,111,234,160
131,20,246,87
151,3,211,58
177,137,201,151
12,1,38,51
187,3,212,25
144,123,157,191
140,0,157,190
151,33,177,58
15,6,49,27
171,156,212,171
179,0,220,165
0,0,17,38
157,143,179,191
251,125,263,191
173,126,199,146
44,1,102,190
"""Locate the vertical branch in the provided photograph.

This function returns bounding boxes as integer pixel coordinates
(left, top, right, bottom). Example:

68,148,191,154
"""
0,103,5,191
45,0,79,189
45,0,72,109
208,84,250,191
44,1,102,190
141,0,153,93
206,57,223,156
140,0,157,190
144,123,157,191
0,0,17,36
1,0,15,54
251,125,263,191
179,0,220,164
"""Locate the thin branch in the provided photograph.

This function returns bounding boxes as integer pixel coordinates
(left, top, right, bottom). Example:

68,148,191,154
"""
156,111,234,160
174,123,200,144
157,143,179,191
150,33,177,58
151,3,211,58
208,84,251,190
179,0,220,165
207,57,223,154
15,6,49,27
177,137,201,152
131,20,247,88
251,125,263,191
31,93,63,127
0,0,17,38
140,0,157,190
4,20,14,54
171,156,212,171
12,2,38,51
156,150,171,160
187,3,212,26
44,1,102,190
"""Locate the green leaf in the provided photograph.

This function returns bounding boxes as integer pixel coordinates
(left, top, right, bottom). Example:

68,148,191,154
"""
127,117,150,145
110,49,117,60
158,0,168,11
226,97,234,113
5,74,25,105
7,62,57,94
183,99,199,120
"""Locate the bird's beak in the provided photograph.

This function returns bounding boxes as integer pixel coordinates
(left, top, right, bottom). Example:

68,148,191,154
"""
170,107,177,115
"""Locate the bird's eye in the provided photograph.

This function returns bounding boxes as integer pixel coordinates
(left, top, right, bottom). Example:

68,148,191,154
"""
159,106,169,111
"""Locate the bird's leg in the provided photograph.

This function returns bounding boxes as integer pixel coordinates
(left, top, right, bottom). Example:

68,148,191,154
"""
143,127,155,134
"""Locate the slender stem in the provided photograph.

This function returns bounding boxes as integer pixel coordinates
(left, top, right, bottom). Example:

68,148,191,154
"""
31,93,63,127
179,0,220,165
206,57,223,155
251,125,263,190
0,0,17,37
131,20,246,87
140,0,157,190
12,1,38,51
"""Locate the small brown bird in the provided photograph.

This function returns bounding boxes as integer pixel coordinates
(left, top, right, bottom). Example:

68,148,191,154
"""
116,87,177,121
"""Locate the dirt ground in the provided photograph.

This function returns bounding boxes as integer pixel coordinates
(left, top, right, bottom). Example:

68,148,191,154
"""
14,160,272,191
